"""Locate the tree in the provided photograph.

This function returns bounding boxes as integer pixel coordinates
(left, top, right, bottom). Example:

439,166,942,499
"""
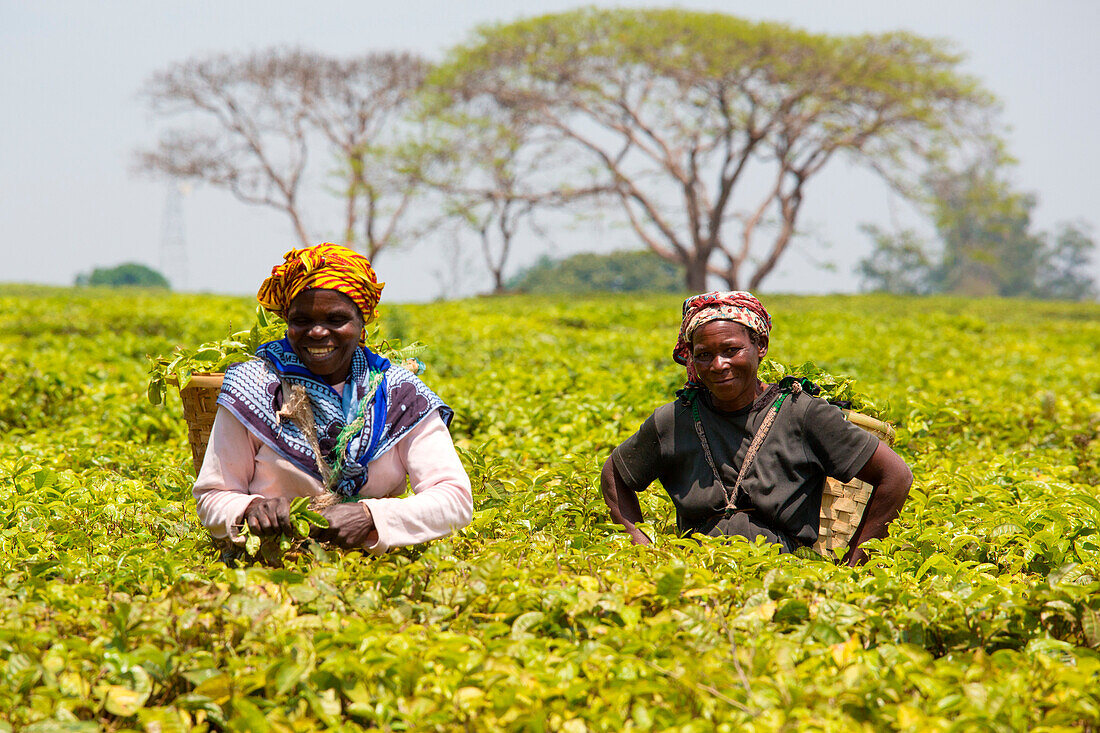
76,263,169,288
304,53,431,259
137,48,428,259
857,162,1098,300
432,8,997,291
412,90,605,294
509,250,684,294
925,161,1045,297
1038,222,1097,301
855,225,936,295
418,113,556,294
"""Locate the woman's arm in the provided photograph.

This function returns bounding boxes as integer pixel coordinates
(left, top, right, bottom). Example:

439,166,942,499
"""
356,412,473,553
193,407,288,541
600,457,652,546
842,441,913,566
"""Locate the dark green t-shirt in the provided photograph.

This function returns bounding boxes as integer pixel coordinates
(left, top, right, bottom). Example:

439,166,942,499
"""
611,385,879,550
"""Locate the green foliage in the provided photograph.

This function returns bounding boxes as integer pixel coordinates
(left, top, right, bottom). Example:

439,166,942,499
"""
2,286,1100,730
1039,222,1099,301
509,250,685,294
855,224,938,296
929,162,1047,297
757,360,885,419
75,262,170,289
858,164,1098,301
238,497,331,563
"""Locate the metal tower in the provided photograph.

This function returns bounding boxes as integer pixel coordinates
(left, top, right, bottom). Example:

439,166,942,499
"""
159,183,190,290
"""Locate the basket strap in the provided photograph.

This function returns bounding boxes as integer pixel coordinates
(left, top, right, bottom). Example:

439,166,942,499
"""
690,379,805,512
277,384,334,486
690,395,734,507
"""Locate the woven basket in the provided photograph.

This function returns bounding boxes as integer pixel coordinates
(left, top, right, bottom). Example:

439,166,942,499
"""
812,410,896,557
175,373,225,475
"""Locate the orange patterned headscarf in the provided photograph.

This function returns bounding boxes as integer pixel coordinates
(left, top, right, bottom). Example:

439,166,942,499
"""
257,244,384,337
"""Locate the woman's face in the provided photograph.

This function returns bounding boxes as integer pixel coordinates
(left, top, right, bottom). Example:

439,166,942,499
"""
286,289,364,385
691,320,768,411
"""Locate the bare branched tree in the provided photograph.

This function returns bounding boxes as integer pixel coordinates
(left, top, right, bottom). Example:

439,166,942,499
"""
415,103,607,294
137,48,429,259
137,49,316,245
304,53,430,260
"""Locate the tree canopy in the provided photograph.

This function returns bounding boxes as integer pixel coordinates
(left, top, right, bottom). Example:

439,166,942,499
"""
928,162,1045,296
432,8,998,291
75,263,170,289
855,225,937,296
509,249,684,294
857,161,1098,300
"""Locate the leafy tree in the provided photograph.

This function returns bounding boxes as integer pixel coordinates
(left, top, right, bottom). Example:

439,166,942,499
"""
509,250,684,294
75,263,169,289
926,162,1045,297
137,48,428,259
432,8,997,291
858,162,1098,300
1037,222,1098,301
855,225,937,295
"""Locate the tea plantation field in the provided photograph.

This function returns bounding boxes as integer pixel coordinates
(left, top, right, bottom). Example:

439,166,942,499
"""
1,286,1099,731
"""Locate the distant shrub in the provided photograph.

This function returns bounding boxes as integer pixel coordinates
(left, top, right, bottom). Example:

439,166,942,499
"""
75,262,170,289
509,250,684,294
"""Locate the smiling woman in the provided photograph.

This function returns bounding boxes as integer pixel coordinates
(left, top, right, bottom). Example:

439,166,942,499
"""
689,320,768,411
285,290,364,385
600,290,913,565
192,243,473,554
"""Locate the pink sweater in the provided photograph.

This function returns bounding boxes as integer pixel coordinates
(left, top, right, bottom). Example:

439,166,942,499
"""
192,405,473,554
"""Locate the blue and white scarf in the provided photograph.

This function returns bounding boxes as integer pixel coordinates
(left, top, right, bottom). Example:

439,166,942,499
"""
217,338,452,498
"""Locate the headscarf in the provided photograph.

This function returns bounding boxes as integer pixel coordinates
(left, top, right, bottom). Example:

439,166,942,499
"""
672,291,772,385
257,243,384,342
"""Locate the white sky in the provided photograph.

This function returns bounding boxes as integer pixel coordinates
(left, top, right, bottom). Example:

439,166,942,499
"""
2,0,1098,300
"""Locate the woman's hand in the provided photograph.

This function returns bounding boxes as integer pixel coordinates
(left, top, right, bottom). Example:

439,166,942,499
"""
843,442,913,566
600,457,652,546
242,497,293,536
313,503,377,549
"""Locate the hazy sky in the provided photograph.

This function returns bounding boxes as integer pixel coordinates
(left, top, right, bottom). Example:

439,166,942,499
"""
3,1,1098,300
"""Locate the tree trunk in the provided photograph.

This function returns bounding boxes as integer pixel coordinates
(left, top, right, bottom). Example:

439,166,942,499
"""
720,266,741,291
684,254,709,293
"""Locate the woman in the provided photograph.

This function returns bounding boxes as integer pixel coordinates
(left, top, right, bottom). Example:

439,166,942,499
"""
193,243,473,553
600,291,912,566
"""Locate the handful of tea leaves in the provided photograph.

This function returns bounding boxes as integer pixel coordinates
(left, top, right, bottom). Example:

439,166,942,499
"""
238,496,332,563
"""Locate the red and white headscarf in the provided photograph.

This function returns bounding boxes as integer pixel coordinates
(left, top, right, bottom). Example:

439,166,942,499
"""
673,291,772,384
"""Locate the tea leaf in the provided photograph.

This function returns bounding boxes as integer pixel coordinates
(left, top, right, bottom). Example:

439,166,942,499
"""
5,287,1100,731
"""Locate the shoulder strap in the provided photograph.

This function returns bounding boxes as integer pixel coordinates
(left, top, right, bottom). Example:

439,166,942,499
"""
689,377,815,512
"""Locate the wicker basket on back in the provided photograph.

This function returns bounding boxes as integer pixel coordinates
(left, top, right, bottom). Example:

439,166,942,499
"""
177,373,225,476
813,410,895,557
176,373,893,557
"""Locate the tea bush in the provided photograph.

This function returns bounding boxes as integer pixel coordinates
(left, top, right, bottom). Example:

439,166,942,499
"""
1,286,1098,731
